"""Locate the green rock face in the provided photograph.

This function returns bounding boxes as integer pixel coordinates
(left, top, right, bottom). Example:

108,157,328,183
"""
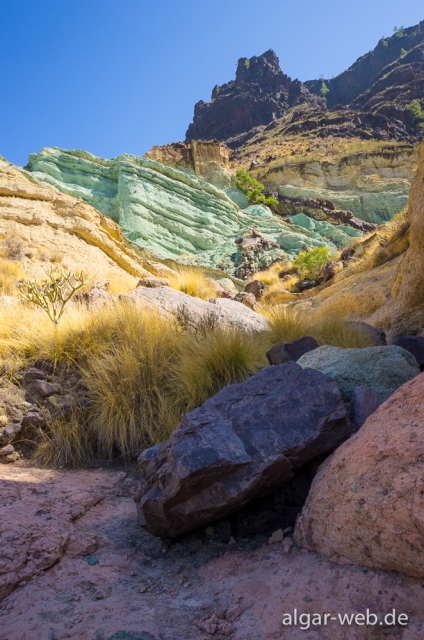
26,148,363,274
297,345,420,402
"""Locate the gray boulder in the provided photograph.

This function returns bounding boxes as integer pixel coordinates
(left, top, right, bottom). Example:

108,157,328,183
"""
122,286,269,333
134,362,351,538
350,386,380,432
298,345,420,403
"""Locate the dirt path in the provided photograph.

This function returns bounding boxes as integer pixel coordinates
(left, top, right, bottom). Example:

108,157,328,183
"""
1,462,424,640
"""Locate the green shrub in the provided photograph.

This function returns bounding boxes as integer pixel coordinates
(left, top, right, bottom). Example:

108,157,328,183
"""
293,246,333,280
320,80,329,97
235,169,278,207
400,48,407,58
408,99,424,128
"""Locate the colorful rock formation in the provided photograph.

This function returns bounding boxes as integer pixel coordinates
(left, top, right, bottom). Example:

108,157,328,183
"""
26,148,360,275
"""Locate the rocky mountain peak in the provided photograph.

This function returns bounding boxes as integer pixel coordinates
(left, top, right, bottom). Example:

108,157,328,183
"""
186,50,319,143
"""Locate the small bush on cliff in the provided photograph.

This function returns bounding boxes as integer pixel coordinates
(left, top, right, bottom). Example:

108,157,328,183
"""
235,169,278,207
293,246,333,281
320,80,329,97
408,100,424,129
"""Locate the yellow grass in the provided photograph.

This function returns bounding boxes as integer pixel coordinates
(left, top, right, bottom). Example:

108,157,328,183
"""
4,289,376,468
265,306,375,349
169,266,217,300
0,257,23,295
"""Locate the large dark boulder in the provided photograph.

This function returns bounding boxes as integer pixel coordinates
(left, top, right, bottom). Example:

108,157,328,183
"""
134,362,351,538
392,335,424,370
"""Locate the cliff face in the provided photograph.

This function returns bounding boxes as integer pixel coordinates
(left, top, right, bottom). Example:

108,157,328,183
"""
254,146,418,224
390,140,424,336
144,140,234,189
306,22,424,112
185,22,424,148
0,156,164,283
25,148,363,276
185,50,323,143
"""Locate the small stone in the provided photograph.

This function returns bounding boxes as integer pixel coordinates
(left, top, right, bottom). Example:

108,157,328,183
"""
26,379,58,398
83,555,99,566
0,444,14,455
281,538,293,554
268,529,284,544
228,536,236,546
205,526,215,536
4,423,21,440
0,415,8,426
6,452,20,463
137,277,170,288
23,368,47,383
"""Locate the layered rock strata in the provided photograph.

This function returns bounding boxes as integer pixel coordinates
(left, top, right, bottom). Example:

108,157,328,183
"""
0,156,162,282
26,148,361,274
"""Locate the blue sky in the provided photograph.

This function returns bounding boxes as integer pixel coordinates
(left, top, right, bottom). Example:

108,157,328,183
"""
1,0,423,166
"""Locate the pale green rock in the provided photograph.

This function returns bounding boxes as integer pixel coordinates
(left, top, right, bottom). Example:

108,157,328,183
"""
26,148,363,274
291,213,363,246
278,184,409,225
297,345,420,402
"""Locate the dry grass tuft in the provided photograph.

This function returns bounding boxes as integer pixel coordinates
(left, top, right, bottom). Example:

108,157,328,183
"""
0,257,23,294
265,306,375,349
172,327,267,413
170,266,217,300
4,288,375,468
34,411,91,469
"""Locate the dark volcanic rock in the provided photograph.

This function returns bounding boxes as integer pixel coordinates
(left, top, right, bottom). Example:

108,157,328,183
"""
134,362,351,538
295,279,316,292
266,337,319,365
185,50,323,142
244,280,265,299
26,380,58,398
392,335,424,370
305,22,424,110
350,386,380,432
346,321,387,346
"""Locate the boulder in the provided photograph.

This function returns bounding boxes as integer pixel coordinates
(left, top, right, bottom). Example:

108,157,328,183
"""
392,335,424,369
266,336,319,365
121,286,269,333
346,321,386,346
297,345,420,402
321,260,344,282
295,372,424,579
349,386,380,432
295,279,316,292
234,292,257,310
75,287,112,306
134,362,351,538
137,277,170,288
244,280,265,299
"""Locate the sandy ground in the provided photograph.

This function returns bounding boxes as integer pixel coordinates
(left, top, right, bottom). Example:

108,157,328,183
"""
1,462,424,640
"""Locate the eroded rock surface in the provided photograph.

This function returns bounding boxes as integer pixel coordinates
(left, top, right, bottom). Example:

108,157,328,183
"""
295,373,424,579
0,156,158,282
135,362,351,538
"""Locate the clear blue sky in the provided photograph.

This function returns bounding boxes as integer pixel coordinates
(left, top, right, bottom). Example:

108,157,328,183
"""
1,0,423,166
